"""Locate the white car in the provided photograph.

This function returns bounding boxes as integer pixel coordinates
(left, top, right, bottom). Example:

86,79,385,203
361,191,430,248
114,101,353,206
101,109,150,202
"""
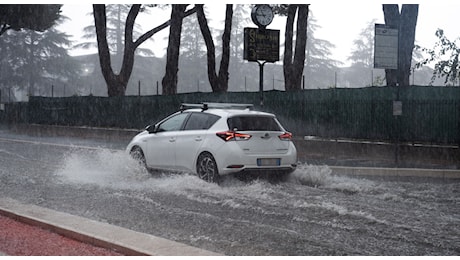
126,102,297,183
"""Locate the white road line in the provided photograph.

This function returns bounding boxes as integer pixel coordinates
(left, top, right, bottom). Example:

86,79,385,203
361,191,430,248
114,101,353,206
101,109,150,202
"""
0,137,122,152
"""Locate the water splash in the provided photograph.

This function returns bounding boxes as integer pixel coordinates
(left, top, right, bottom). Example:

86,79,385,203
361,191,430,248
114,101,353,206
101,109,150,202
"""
55,149,377,206
288,164,332,187
56,149,150,189
288,163,377,194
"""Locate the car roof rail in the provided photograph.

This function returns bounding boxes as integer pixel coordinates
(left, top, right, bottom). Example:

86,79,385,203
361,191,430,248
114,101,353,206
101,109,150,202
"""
180,102,254,111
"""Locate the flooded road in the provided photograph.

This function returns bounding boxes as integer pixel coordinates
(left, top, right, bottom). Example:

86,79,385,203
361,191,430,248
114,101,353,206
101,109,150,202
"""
0,132,459,255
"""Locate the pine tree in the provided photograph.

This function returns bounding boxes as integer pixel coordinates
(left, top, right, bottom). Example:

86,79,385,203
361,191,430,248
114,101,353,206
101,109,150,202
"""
178,13,208,92
75,5,154,72
0,15,79,98
304,11,341,88
348,19,376,68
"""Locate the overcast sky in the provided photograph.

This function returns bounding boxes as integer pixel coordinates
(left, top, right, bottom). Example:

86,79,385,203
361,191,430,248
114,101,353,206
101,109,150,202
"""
57,1,460,66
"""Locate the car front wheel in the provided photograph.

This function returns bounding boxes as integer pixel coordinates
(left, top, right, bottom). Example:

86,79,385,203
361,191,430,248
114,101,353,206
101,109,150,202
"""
130,147,146,168
196,152,219,183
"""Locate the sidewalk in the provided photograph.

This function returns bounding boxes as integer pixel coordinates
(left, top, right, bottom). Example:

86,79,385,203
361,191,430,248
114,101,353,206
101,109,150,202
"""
0,214,122,256
0,198,221,256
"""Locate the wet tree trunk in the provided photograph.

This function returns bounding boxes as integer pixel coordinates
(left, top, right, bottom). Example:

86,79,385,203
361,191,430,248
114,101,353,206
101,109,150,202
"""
398,5,418,86
197,4,233,92
383,4,418,87
383,5,400,87
94,4,197,97
115,5,123,72
162,5,187,95
93,4,137,97
283,4,309,91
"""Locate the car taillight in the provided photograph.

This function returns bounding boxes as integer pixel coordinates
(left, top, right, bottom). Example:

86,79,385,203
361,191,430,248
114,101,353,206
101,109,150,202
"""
278,132,292,141
216,131,252,141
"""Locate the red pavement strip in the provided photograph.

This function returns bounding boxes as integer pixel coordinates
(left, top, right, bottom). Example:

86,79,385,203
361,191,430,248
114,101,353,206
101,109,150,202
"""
0,198,221,256
0,214,123,256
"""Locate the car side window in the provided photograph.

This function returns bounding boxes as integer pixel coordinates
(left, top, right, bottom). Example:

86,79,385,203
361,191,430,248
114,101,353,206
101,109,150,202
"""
183,112,220,130
157,113,189,132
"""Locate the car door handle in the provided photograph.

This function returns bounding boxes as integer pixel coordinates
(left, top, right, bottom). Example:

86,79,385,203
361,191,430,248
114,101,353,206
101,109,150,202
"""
169,138,176,142
195,136,202,141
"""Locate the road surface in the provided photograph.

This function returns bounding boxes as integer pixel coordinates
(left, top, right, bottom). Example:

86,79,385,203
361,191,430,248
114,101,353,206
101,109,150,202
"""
0,130,458,255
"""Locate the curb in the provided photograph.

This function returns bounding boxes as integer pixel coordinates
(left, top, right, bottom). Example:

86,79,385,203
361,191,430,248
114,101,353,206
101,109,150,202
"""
330,166,460,179
0,198,221,256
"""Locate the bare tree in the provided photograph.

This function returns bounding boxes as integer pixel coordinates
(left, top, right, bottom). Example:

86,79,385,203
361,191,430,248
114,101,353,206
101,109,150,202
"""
383,4,418,87
162,5,187,95
196,4,233,93
283,4,309,91
93,4,196,96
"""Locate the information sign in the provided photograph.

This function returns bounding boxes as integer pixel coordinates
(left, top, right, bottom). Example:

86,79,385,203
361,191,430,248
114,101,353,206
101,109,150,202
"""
374,24,399,70
244,27,280,62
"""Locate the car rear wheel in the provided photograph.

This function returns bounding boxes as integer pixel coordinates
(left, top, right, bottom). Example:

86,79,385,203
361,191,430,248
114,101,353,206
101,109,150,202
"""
196,152,219,183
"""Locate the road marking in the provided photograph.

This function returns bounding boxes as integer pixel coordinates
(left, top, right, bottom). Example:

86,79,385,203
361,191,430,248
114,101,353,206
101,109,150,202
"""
0,137,121,152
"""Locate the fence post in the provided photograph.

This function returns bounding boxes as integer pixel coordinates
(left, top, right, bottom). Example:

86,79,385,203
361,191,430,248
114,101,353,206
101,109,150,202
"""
245,77,247,92
371,69,374,86
138,80,141,96
393,86,401,166
458,99,460,147
334,72,337,88
302,75,305,90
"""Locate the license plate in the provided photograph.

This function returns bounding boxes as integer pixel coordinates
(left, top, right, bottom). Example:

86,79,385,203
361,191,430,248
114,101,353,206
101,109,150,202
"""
257,158,281,166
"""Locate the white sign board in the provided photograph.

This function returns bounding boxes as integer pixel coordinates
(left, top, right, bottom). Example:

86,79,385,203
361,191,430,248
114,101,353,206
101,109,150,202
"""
393,101,402,116
374,24,398,70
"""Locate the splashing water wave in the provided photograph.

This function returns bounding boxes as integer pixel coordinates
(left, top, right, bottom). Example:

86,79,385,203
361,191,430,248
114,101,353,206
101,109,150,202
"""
56,150,378,209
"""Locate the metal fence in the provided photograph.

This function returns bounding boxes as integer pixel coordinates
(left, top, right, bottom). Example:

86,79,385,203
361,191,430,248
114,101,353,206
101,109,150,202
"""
2,86,459,145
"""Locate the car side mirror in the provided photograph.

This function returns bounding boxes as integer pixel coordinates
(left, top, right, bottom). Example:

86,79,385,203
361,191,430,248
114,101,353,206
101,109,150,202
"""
146,124,157,134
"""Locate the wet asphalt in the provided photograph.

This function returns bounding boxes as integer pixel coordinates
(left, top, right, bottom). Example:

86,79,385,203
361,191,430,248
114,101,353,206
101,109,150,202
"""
0,131,459,255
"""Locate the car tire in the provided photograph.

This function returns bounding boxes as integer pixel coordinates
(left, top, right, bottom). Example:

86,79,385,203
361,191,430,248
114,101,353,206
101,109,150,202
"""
130,147,147,168
196,152,219,183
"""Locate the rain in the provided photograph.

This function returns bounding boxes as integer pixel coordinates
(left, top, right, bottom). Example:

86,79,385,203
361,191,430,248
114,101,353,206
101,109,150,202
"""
0,3,459,256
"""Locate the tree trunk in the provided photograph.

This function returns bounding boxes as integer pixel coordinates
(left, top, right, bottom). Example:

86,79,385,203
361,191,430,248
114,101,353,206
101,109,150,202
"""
398,5,418,86
115,5,123,72
383,4,418,87
93,4,140,97
217,5,233,92
283,5,309,91
93,4,196,96
197,4,233,92
94,5,117,96
162,4,187,95
283,6,295,90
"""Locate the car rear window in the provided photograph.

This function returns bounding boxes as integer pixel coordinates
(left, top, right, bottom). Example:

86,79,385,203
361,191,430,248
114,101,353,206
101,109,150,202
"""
227,116,282,131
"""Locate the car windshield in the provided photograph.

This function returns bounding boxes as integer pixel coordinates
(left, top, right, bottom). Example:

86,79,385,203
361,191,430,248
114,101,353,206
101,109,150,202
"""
227,115,282,131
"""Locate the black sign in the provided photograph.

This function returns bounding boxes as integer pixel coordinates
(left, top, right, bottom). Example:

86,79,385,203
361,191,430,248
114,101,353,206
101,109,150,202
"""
244,27,280,62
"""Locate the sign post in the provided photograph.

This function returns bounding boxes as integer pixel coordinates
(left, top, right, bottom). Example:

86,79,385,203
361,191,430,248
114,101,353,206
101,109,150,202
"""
374,23,401,165
244,27,279,106
244,4,279,107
